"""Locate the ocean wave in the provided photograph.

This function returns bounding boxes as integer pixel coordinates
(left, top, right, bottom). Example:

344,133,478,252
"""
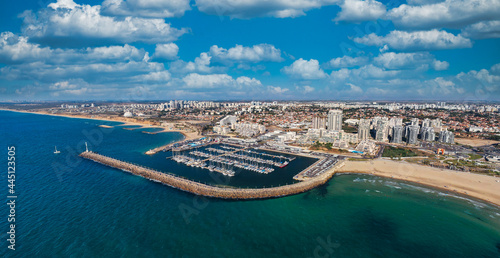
352,177,378,184
383,181,403,189
402,184,438,194
437,192,487,209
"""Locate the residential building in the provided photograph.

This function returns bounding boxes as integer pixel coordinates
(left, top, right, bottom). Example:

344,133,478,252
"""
391,125,403,143
358,118,371,141
327,109,343,131
375,120,389,142
421,127,435,141
407,125,420,145
438,130,455,144
312,116,327,129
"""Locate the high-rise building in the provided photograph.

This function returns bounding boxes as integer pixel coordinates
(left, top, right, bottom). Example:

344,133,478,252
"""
421,127,435,141
388,117,402,127
422,118,431,128
411,118,419,126
312,116,327,129
358,119,371,141
327,109,343,131
407,125,420,145
395,118,403,126
430,118,441,128
375,120,389,142
430,118,442,132
391,125,403,143
438,130,454,144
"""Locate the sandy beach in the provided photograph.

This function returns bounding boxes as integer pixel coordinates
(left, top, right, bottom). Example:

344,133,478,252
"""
337,159,500,206
3,108,499,205
0,108,201,151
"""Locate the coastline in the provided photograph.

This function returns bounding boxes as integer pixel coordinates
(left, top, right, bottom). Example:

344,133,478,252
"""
2,108,499,206
0,108,200,152
337,159,500,207
80,151,341,199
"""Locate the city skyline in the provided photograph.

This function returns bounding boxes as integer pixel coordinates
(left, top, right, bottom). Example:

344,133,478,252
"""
1,0,500,101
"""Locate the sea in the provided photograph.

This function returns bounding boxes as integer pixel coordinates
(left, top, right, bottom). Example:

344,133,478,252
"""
1,110,500,257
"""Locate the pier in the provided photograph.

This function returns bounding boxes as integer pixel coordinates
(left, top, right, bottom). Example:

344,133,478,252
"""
79,151,342,200
294,156,343,181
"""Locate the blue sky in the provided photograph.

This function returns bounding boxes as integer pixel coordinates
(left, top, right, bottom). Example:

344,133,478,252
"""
0,0,499,101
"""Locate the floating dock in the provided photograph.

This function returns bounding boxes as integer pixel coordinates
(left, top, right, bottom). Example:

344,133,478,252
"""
79,151,341,199
170,145,295,176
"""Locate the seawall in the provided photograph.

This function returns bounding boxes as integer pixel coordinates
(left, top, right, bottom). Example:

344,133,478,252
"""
80,151,341,200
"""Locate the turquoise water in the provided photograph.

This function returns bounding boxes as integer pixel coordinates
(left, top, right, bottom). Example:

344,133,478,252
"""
1,110,500,257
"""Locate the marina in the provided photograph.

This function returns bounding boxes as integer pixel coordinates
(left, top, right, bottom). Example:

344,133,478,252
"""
79,150,343,199
170,144,296,177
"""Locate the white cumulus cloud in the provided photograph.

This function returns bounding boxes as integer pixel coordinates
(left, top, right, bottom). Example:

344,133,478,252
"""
327,55,368,68
334,0,386,23
21,0,187,46
209,44,284,63
282,58,327,80
0,32,147,64
268,86,289,94
373,52,447,71
303,85,315,93
86,44,146,62
101,0,191,18
0,32,52,64
195,0,339,19
169,53,217,74
354,30,472,51
432,60,450,71
182,73,262,88
387,0,500,30
236,76,262,86
133,71,172,82
462,20,500,39
153,43,179,60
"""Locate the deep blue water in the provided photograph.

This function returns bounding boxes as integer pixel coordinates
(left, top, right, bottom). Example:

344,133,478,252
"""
1,110,500,257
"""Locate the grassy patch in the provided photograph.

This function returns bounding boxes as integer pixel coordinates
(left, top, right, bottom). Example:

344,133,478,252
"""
342,125,357,133
468,153,483,160
382,146,420,158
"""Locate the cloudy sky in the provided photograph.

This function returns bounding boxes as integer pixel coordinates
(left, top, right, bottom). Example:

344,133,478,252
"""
0,0,499,101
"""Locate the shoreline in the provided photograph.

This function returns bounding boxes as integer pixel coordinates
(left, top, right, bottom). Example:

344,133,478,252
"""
3,108,499,206
0,108,200,153
80,151,341,199
337,159,500,207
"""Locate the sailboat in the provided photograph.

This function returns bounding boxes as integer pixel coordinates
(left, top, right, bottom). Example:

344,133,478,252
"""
54,146,60,154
